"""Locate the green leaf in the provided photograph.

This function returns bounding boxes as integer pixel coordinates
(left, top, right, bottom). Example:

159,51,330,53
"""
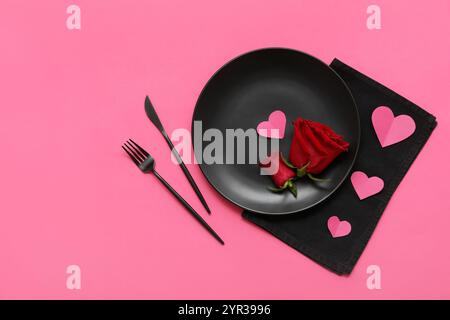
268,180,298,198
280,153,296,169
300,161,310,171
296,169,306,178
268,180,290,193
268,186,286,193
296,161,310,178
287,181,298,198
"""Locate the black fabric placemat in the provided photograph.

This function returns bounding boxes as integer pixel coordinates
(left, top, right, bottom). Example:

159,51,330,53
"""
242,59,437,275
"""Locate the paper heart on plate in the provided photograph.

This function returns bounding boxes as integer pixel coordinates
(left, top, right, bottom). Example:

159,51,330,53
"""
372,106,416,147
257,110,286,139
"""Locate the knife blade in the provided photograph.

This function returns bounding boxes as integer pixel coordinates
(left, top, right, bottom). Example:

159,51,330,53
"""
145,95,165,134
144,95,211,214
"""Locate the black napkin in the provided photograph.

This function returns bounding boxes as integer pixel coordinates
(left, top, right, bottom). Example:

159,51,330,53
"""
242,59,437,275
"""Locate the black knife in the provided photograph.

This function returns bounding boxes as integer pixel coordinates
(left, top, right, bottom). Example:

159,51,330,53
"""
145,95,211,214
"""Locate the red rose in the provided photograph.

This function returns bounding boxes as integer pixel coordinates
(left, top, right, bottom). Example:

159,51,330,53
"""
289,117,349,175
260,153,297,197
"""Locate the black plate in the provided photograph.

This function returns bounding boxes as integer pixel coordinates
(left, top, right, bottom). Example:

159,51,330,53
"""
192,48,360,215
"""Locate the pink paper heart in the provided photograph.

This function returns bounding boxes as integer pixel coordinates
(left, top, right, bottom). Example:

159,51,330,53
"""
372,106,416,147
350,171,384,200
257,110,286,139
327,216,351,238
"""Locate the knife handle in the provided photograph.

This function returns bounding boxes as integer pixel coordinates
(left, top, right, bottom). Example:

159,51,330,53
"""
153,170,223,244
162,130,211,214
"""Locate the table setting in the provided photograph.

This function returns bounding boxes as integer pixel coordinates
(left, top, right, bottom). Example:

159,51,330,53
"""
122,47,436,275
3,0,450,301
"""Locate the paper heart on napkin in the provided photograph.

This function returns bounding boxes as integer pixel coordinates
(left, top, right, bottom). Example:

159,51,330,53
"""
372,106,416,147
257,110,286,139
350,171,384,200
327,216,352,238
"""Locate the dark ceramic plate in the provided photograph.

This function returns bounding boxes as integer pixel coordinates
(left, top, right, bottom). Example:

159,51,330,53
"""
192,48,360,214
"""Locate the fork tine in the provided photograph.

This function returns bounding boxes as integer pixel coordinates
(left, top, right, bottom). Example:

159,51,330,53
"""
122,145,141,167
125,141,145,162
127,139,147,160
129,139,149,157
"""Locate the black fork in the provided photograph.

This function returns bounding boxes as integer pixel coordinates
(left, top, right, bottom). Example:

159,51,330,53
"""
122,139,224,245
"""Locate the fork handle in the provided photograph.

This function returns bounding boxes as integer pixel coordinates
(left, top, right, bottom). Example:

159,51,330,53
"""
152,170,224,245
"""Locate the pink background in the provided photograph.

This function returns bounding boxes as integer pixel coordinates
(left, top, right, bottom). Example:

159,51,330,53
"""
1,0,449,299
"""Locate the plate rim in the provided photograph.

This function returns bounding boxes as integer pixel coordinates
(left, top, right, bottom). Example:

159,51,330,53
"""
191,47,361,215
